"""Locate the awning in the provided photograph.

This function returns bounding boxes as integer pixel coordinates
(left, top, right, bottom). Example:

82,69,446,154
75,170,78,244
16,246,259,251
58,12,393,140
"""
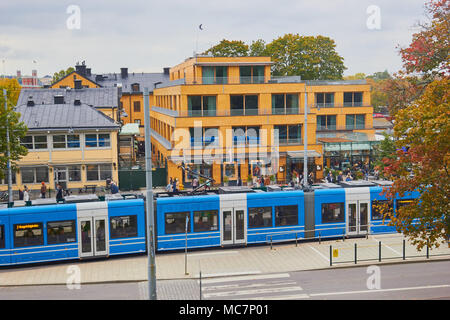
119,123,140,136
287,150,322,158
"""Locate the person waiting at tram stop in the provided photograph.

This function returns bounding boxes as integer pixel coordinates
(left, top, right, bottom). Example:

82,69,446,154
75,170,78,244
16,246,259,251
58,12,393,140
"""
110,181,119,194
40,182,47,198
56,184,64,201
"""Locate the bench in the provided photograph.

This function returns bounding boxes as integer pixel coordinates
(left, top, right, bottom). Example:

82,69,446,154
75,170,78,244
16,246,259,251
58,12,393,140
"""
84,185,97,193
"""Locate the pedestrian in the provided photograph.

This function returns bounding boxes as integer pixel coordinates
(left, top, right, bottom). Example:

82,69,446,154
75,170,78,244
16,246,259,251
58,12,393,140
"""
40,182,47,198
56,184,64,201
337,172,344,183
326,171,333,183
172,178,178,193
192,177,199,189
110,181,119,194
18,188,24,200
23,186,30,202
346,173,353,181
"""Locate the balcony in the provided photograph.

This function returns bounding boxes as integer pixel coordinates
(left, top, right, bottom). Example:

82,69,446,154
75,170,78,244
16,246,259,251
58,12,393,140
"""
316,124,370,131
311,102,371,109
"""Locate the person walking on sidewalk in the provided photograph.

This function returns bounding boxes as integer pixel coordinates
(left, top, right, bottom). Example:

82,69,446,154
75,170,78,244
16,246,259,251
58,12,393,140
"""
40,182,47,198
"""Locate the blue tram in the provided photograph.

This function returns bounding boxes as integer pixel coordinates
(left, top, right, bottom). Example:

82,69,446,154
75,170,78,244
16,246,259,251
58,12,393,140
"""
0,180,420,266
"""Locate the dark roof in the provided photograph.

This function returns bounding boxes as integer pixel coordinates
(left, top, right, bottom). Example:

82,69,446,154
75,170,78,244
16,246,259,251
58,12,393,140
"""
88,72,170,93
17,87,119,108
16,103,119,131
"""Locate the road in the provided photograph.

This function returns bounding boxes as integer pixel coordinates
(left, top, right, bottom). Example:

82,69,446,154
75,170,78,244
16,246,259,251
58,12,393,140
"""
0,260,449,300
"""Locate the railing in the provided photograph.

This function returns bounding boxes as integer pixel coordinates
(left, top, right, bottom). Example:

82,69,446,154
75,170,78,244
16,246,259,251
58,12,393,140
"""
177,107,306,117
312,102,371,108
316,124,369,131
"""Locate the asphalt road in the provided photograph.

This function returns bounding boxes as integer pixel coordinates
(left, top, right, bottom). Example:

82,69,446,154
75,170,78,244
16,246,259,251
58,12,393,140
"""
0,260,449,300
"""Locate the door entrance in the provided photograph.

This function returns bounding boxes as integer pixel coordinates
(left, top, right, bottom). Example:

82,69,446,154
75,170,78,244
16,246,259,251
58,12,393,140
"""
54,166,67,190
221,207,246,246
347,201,369,236
76,202,109,258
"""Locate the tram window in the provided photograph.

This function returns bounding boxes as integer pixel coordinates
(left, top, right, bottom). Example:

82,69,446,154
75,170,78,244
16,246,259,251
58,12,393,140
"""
321,203,345,223
396,199,414,210
47,220,76,244
248,207,272,228
110,215,138,239
193,210,218,232
275,205,298,227
14,223,44,247
165,212,190,234
0,225,4,248
372,200,393,220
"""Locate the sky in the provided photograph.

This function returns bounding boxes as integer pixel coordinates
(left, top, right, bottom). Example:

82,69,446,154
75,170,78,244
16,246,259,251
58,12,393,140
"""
0,0,429,78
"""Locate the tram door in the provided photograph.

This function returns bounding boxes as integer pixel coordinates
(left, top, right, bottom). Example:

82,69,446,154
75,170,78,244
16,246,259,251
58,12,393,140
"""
221,207,247,246
347,201,369,236
76,202,109,258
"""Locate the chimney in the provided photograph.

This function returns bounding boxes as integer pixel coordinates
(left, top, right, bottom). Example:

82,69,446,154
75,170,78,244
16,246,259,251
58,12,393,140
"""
95,75,103,82
16,70,22,78
74,79,82,89
32,70,37,77
74,99,82,106
54,95,65,104
86,68,91,77
163,67,170,75
75,64,86,76
121,68,128,79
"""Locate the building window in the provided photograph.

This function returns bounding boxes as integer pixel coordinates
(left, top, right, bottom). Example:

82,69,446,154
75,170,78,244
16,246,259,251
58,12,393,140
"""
85,133,110,148
249,207,272,228
240,66,265,84
53,134,80,149
68,166,82,181
346,114,365,130
21,166,49,183
86,164,112,181
317,115,337,131
131,83,140,92
1,170,16,185
343,92,363,107
230,95,258,116
275,205,298,226
110,215,138,239
193,210,218,232
321,203,345,223
13,223,44,247
0,225,4,248
272,94,298,115
47,220,76,244
315,93,335,108
233,126,260,145
20,135,47,150
189,127,219,147
133,101,141,112
188,96,216,116
165,212,190,234
274,125,301,145
202,66,227,84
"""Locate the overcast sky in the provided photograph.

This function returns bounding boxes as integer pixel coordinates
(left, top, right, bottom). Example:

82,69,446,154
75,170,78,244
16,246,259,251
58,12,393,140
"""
0,0,428,78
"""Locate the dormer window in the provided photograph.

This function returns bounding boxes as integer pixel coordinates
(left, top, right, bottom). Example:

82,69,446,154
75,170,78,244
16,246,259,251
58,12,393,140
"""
54,95,65,104
131,83,140,92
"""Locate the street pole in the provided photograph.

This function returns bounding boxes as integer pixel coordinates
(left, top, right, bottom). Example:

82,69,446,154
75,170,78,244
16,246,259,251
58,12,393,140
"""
144,87,157,300
3,89,12,204
303,84,308,189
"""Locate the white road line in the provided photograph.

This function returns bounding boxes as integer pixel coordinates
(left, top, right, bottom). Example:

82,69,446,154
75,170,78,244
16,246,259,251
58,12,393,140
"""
309,284,450,297
246,293,310,300
308,245,330,263
372,237,402,255
199,273,290,284
203,281,297,291
203,286,304,299
188,251,239,257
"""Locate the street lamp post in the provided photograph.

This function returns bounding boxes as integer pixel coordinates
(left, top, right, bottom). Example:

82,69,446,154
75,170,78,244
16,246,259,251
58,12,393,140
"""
303,84,308,189
144,87,157,300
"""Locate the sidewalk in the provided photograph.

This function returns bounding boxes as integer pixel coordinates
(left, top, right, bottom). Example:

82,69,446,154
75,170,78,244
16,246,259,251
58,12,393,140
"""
0,233,449,286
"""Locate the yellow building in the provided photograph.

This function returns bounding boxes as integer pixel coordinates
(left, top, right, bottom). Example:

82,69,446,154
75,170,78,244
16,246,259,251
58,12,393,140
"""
149,55,375,186
0,97,120,196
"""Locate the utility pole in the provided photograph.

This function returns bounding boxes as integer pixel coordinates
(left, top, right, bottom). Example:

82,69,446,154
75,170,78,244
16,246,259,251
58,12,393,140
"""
144,87,157,300
3,89,12,204
303,84,308,189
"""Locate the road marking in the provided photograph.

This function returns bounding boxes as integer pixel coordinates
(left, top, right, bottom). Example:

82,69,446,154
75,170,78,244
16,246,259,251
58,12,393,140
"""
203,281,297,291
203,286,304,298
246,293,310,300
308,246,329,263
199,273,290,284
372,237,401,255
189,251,239,257
309,284,450,297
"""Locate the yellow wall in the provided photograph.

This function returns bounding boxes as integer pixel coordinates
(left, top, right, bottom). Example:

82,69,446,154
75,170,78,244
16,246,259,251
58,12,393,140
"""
51,72,99,88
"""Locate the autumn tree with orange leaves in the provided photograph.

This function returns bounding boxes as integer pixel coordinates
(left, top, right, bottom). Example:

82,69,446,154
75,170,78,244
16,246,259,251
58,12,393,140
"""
379,0,450,249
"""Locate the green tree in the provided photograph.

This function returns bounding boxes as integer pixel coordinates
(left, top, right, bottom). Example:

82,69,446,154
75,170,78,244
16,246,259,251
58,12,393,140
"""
52,67,75,83
265,34,346,79
249,39,267,56
203,39,249,57
0,78,28,180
